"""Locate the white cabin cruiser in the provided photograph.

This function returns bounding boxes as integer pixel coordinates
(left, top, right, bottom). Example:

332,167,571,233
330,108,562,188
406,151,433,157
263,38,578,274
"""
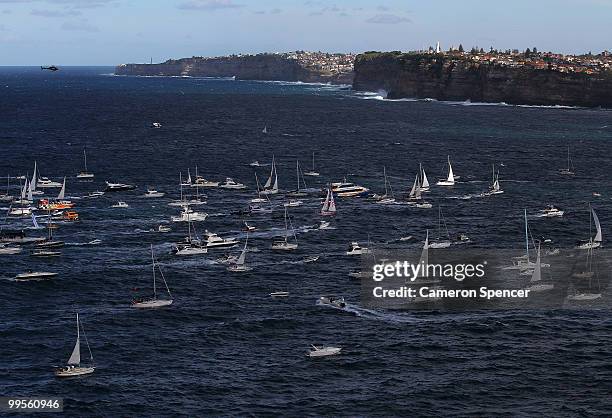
204,231,239,249
111,201,129,208
0,244,22,255
15,271,58,281
193,176,220,187
220,177,247,190
331,181,369,198
308,345,342,358
37,177,63,188
171,207,208,222
318,295,346,308
539,205,564,218
143,188,165,198
346,242,371,256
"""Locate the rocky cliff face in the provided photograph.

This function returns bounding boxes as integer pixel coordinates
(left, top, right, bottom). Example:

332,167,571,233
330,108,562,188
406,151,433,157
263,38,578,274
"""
353,52,612,107
116,54,353,84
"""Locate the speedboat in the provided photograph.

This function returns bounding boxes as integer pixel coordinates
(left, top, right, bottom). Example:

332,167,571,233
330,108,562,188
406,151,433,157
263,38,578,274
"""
566,293,602,301
283,199,303,207
227,263,253,272
152,122,162,128
171,207,208,222
346,242,370,256
331,181,369,198
15,271,58,281
249,161,266,167
104,182,137,192
37,177,63,188
319,295,346,308
86,191,105,198
204,231,239,249
220,177,247,190
111,201,129,208
318,220,332,230
143,188,165,198
270,291,290,298
0,244,22,255
157,225,171,233
539,205,564,218
308,345,342,358
193,177,220,187
172,243,208,256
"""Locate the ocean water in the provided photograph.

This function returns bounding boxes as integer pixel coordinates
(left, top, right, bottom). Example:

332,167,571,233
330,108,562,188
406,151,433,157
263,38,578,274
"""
0,67,611,416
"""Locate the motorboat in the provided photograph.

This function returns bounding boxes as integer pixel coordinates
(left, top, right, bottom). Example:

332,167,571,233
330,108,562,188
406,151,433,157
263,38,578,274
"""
143,188,165,198
173,243,208,256
346,242,370,256
331,181,369,198
308,345,342,358
193,176,220,187
111,201,129,208
86,191,105,198
104,182,137,192
8,207,32,216
132,245,174,308
319,295,346,308
31,249,61,257
539,205,564,218
216,254,239,264
157,225,171,233
171,207,208,222
35,239,64,249
303,255,319,263
37,177,63,188
270,291,290,298
283,199,303,207
220,177,247,190
1,230,45,244
0,244,22,255
249,161,265,167
63,211,79,222
204,231,239,249
318,220,332,230
15,271,58,281
152,122,162,128
54,313,95,377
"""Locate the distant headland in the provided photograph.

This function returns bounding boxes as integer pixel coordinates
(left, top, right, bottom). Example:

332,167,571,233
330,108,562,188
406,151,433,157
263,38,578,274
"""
115,51,355,84
116,46,612,107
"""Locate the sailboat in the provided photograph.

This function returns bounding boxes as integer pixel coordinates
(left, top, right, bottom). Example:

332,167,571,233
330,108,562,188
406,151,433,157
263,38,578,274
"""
407,173,432,208
419,163,430,191
507,210,550,271
482,164,503,196
376,166,395,204
436,156,456,186
76,149,94,179
287,160,309,197
320,184,337,216
272,207,298,250
429,206,452,248
54,313,95,377
228,234,252,272
0,175,12,202
525,244,554,292
577,204,602,249
261,156,279,195
251,172,268,203
182,168,192,186
559,145,575,175
172,215,208,256
36,208,64,249
262,125,268,134
303,152,320,177
409,230,441,286
567,248,601,300
132,245,173,308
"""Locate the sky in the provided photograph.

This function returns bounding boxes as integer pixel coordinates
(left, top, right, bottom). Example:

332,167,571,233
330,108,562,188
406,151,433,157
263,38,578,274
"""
0,0,611,65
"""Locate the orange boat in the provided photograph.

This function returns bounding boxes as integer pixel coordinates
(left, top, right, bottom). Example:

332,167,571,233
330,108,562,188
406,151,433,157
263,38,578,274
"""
39,199,74,210
63,211,79,221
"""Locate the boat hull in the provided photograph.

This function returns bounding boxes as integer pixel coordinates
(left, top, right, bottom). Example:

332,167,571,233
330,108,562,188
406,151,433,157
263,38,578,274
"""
54,366,95,377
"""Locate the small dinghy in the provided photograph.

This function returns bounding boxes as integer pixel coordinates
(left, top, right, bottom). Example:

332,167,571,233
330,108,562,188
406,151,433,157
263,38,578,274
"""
55,313,95,377
15,271,57,281
143,188,165,198
111,201,129,208
157,225,171,233
152,122,162,128
319,295,346,308
132,245,173,308
302,255,319,264
308,345,342,358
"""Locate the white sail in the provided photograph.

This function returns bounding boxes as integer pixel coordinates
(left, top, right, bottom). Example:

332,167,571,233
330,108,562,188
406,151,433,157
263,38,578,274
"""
32,161,38,190
328,188,336,213
271,168,278,192
409,175,419,198
27,179,33,201
421,169,430,189
264,156,275,189
57,177,66,200
67,313,81,365
186,168,191,184
592,207,602,243
446,157,455,183
21,179,27,199
530,245,542,283
418,230,429,277
237,236,248,265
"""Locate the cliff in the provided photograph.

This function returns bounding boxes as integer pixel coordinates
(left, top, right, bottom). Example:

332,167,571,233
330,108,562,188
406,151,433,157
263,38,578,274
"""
116,53,354,84
353,52,612,107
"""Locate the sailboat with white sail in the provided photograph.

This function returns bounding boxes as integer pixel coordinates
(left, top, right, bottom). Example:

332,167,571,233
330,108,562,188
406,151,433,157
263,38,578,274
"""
407,173,432,208
419,163,430,191
172,215,208,256
132,245,173,308
559,145,575,175
287,160,309,197
251,172,268,203
303,152,320,177
429,206,452,248
76,149,94,179
261,156,279,195
482,164,503,196
436,156,456,186
507,210,550,271
525,244,554,292
272,207,298,250
372,166,395,204
0,175,12,202
320,184,337,216
576,204,602,250
228,234,252,272
54,313,95,377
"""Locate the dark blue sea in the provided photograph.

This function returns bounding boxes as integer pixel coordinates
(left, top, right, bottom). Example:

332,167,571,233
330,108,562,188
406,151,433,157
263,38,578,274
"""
1,67,611,416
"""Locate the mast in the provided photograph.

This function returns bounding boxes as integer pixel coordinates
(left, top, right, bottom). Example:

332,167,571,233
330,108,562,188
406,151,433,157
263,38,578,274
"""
83,149,88,172
383,166,388,196
151,244,157,299
524,209,529,263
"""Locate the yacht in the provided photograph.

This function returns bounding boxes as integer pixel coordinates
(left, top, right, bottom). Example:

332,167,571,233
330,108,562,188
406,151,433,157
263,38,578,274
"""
204,231,239,249
318,295,346,309
15,271,58,281
220,177,247,190
171,207,208,222
346,242,371,256
37,177,63,188
283,199,303,207
76,149,94,179
0,243,22,255
8,207,32,217
271,208,298,251
173,243,208,256
54,313,95,377
111,201,129,208
331,181,369,198
303,152,320,177
436,156,456,186
143,188,165,198
132,245,173,308
193,176,220,187
308,345,342,358
86,191,105,198
157,225,171,233
539,205,564,218
105,181,137,192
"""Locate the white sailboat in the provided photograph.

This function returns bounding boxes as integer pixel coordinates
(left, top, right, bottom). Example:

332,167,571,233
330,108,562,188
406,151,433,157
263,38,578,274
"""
173,215,208,256
377,166,395,204
262,125,268,134
436,156,456,186
420,163,430,191
320,184,337,216
251,172,268,203
228,234,252,272
482,164,503,196
182,168,192,186
261,156,279,195
559,145,575,175
409,230,440,285
287,160,309,197
303,152,320,177
76,149,94,179
272,207,298,250
429,206,452,248
577,204,602,250
132,245,173,308
54,313,95,377
525,244,554,292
